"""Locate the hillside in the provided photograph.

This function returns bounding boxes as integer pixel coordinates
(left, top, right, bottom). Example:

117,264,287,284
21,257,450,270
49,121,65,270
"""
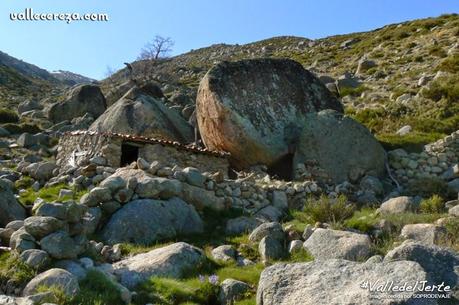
104,14,459,150
0,51,67,108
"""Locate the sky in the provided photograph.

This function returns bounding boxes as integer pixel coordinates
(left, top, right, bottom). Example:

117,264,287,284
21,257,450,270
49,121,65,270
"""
0,0,458,80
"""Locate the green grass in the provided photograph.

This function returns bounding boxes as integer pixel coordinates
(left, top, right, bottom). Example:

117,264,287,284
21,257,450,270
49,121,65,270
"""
377,132,444,152
285,249,314,263
342,208,447,255
18,183,88,206
135,277,220,305
36,270,126,305
340,85,368,97
0,252,36,288
216,264,263,286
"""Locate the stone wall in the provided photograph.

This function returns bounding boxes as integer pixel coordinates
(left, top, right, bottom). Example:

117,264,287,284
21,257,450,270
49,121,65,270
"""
388,130,459,184
56,134,117,169
56,134,230,176
139,144,229,177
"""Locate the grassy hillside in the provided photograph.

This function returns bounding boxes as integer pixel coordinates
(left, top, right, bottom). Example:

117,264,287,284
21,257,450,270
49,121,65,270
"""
103,14,459,150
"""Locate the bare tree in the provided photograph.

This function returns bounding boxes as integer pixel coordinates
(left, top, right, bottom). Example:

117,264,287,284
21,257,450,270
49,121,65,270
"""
137,35,174,60
104,65,116,78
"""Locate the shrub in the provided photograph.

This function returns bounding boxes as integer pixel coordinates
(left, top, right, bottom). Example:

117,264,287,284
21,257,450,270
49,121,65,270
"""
406,177,451,199
340,85,368,97
2,123,41,134
303,195,355,224
435,54,459,73
428,46,447,58
0,108,19,123
377,132,444,153
344,208,379,233
443,218,459,251
419,195,445,213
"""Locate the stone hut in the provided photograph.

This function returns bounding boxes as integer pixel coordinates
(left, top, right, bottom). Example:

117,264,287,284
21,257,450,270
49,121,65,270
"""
56,130,230,175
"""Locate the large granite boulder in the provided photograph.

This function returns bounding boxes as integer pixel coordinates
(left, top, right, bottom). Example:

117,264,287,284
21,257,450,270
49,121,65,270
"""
0,179,26,227
90,87,193,143
101,198,204,245
47,84,106,123
384,240,459,290
303,228,372,261
196,58,343,169
112,242,206,288
256,259,432,305
294,110,385,183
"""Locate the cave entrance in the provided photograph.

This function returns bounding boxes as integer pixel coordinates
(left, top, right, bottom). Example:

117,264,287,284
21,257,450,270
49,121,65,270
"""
120,142,140,167
268,153,294,181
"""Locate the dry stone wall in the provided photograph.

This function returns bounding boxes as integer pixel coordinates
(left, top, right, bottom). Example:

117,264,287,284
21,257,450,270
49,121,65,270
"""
388,130,459,184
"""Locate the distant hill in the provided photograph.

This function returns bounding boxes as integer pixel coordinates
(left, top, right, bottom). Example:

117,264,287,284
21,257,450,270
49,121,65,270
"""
51,70,95,86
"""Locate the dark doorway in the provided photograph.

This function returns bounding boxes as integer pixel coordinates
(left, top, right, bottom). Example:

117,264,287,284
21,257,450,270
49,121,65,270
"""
120,143,139,166
268,153,294,181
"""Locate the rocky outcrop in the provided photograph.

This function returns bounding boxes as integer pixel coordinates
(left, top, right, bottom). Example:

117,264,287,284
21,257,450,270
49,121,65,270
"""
196,58,343,169
257,259,430,305
294,110,385,183
47,84,106,123
112,242,206,288
90,87,193,143
101,198,203,245
0,179,26,227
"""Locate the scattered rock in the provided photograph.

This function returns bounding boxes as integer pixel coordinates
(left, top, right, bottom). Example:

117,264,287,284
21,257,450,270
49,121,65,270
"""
303,228,372,261
101,198,203,245
22,268,79,297
113,242,206,289
219,279,251,305
248,222,284,243
378,196,415,214
0,179,26,227
211,245,237,262
400,223,446,245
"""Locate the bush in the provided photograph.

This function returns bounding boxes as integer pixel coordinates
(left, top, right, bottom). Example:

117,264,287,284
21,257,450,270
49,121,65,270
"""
419,195,445,213
340,85,368,97
0,108,19,123
436,54,459,73
303,195,355,224
428,46,447,58
406,177,451,199
377,132,444,153
2,123,41,134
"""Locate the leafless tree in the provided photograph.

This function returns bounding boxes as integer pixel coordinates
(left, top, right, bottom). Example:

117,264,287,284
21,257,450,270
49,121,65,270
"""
104,65,116,78
138,35,174,60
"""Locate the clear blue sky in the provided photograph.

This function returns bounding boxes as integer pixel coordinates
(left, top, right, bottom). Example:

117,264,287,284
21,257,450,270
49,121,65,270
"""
0,0,458,80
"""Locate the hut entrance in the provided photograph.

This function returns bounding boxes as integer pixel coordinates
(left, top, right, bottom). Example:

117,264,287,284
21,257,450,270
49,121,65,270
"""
267,153,294,181
120,142,140,166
